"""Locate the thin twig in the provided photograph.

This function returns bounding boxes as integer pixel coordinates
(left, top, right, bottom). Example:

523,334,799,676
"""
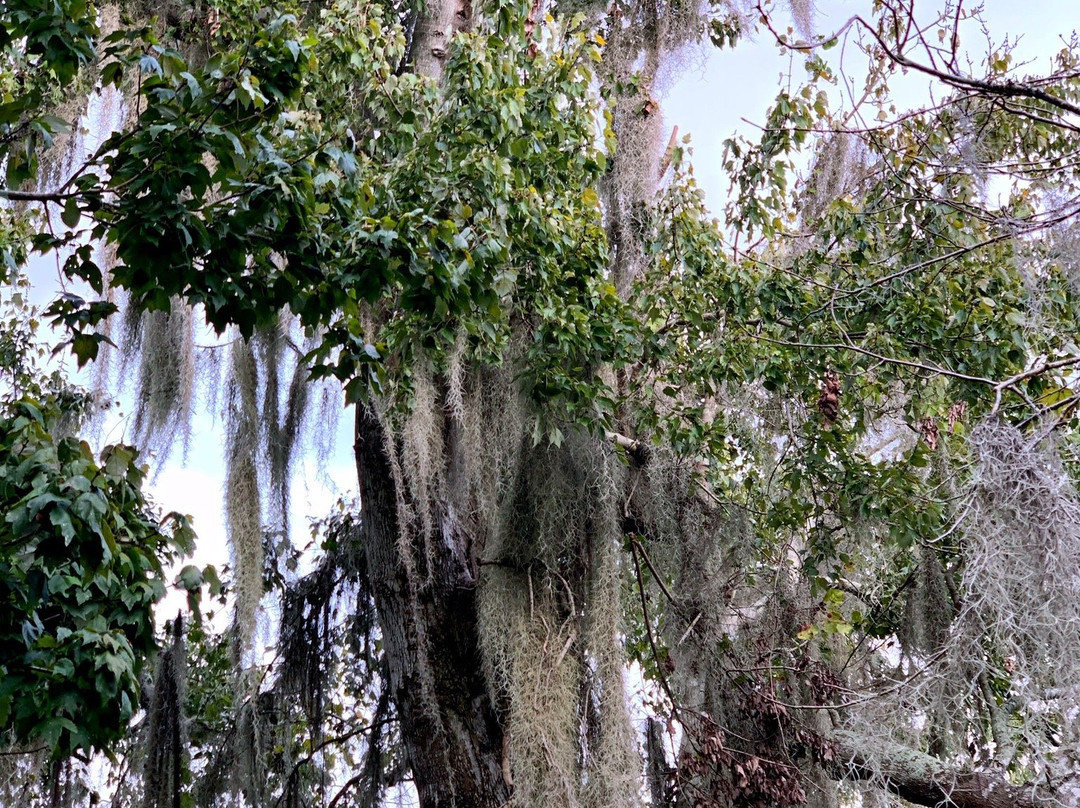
754,334,993,385
631,538,678,608
629,539,678,715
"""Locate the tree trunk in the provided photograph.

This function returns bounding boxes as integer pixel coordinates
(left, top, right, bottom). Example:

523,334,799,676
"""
411,0,473,81
354,405,509,808
351,2,508,801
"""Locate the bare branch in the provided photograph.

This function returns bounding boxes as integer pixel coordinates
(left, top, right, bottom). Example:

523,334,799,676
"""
0,188,75,203
755,2,1080,123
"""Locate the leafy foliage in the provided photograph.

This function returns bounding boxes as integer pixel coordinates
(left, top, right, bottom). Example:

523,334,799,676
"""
12,0,635,439
0,0,98,184
9,0,1080,806
0,397,192,756
0,280,191,760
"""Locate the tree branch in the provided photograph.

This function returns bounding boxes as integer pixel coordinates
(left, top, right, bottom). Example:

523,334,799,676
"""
0,188,75,203
606,430,651,466
831,730,1059,808
754,335,995,386
756,2,1080,123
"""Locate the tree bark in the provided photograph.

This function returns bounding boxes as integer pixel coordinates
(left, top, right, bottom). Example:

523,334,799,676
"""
354,405,509,808
411,0,473,81
348,4,511,805
832,730,1059,808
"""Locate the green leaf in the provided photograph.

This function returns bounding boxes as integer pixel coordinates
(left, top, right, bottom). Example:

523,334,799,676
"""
61,198,80,229
65,332,116,368
176,564,203,591
49,506,76,542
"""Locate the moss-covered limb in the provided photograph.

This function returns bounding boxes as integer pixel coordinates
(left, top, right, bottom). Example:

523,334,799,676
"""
830,730,1059,808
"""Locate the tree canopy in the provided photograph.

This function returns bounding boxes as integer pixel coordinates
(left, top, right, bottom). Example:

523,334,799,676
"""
5,0,1080,807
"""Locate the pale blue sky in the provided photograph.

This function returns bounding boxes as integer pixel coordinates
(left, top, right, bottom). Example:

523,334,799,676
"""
666,0,1080,209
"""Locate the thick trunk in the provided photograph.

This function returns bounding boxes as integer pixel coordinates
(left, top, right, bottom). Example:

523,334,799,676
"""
411,0,473,81
832,731,1058,808
351,4,510,802
354,405,509,808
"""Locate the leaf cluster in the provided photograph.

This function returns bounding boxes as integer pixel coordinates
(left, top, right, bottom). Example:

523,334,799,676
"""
0,0,98,184
0,398,190,757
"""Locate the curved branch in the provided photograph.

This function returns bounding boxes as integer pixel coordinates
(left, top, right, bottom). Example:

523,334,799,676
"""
756,1,1080,123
